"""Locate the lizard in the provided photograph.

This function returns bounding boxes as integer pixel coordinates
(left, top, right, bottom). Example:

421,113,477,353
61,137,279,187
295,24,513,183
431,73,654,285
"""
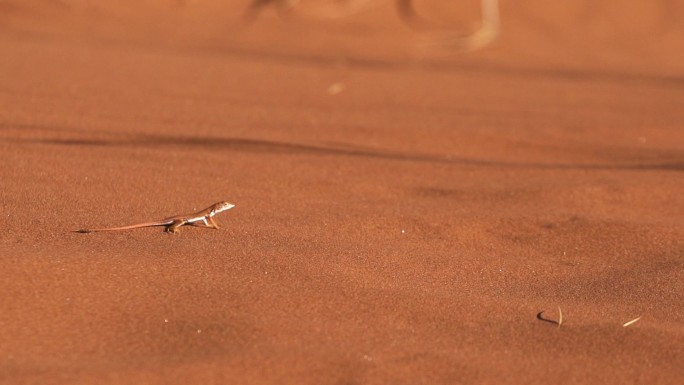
74,201,235,234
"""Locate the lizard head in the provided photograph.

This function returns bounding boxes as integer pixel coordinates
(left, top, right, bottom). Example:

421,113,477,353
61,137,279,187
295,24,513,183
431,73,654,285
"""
213,201,235,214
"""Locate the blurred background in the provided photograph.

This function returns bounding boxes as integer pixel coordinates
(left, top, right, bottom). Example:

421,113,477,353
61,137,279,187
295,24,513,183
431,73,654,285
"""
2,0,684,76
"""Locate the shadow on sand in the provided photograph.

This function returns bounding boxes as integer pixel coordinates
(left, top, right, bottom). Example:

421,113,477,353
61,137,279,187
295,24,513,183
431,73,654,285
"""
3,123,683,173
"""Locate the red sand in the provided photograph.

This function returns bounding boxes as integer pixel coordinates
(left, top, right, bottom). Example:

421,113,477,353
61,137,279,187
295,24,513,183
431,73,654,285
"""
1,1,683,384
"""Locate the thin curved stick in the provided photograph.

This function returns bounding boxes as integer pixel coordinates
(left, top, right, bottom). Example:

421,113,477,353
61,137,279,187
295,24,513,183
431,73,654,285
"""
622,316,642,327
537,307,563,328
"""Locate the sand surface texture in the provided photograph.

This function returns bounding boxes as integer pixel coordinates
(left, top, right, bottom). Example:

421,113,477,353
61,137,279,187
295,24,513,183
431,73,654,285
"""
1,1,683,384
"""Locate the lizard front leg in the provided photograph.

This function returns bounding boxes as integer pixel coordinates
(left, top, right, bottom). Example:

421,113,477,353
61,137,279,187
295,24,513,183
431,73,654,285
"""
207,216,220,229
189,217,219,229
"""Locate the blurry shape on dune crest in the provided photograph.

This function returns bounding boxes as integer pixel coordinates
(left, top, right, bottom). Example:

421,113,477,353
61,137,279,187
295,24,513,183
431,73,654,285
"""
327,82,346,95
243,0,294,21
290,0,374,19
243,0,499,52
244,0,373,21
408,0,500,52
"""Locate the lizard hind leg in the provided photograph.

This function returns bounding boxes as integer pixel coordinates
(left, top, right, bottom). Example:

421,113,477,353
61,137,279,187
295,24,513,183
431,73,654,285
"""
165,219,187,234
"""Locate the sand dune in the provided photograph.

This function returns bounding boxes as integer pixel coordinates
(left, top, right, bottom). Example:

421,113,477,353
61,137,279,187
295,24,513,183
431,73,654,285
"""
1,1,683,384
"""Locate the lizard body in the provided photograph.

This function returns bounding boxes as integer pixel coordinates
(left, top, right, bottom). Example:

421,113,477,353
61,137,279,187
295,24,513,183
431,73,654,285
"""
75,201,234,234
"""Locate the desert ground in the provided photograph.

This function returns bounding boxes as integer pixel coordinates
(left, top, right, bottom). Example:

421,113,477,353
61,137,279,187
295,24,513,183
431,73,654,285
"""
1,1,683,384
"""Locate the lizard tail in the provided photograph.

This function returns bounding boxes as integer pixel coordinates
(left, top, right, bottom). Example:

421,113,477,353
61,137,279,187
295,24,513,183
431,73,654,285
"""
72,222,171,233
